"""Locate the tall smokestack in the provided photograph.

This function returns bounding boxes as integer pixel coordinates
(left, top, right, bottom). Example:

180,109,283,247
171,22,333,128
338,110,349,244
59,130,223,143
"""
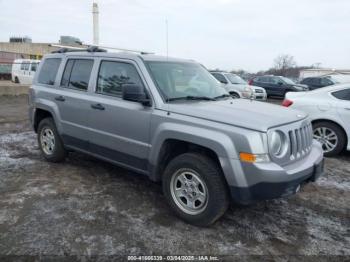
92,2,99,45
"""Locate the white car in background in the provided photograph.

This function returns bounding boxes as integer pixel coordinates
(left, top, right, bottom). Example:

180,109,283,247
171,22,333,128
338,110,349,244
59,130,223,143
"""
12,59,40,85
210,71,267,100
283,84,350,156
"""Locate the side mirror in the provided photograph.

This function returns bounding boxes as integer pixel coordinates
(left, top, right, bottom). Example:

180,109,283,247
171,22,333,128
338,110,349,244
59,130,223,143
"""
278,81,283,86
122,84,151,106
220,80,228,84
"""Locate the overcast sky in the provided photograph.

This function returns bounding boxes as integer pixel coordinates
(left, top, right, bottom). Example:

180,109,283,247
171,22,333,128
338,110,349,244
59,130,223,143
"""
0,0,349,72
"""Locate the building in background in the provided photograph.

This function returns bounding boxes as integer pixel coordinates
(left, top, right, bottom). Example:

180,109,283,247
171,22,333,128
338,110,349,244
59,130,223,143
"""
300,68,350,79
0,36,85,80
60,36,83,45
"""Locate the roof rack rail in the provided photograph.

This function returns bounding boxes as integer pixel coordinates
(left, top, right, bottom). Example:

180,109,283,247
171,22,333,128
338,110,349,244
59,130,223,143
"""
50,45,106,54
49,44,153,55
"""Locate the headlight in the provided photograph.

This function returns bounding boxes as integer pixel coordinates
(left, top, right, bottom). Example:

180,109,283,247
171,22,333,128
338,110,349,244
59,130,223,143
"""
269,131,288,157
242,87,253,98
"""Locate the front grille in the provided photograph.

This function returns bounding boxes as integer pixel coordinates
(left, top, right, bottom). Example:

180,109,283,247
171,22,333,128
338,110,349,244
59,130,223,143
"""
288,122,313,160
255,89,263,93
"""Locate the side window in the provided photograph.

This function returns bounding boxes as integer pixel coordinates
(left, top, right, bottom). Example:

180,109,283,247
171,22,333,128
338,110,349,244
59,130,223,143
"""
259,77,269,83
301,78,310,85
31,63,38,72
38,58,62,85
321,78,332,86
270,77,277,84
96,61,144,97
20,62,30,71
312,78,321,86
61,59,94,91
212,73,227,84
332,89,350,101
61,60,74,87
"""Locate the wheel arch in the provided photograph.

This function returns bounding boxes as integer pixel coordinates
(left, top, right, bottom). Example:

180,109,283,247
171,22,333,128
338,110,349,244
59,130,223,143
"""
150,138,224,182
33,104,61,133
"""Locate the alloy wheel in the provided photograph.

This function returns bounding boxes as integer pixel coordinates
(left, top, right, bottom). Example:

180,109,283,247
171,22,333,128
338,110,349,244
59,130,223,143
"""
40,127,56,155
170,168,208,215
313,127,338,153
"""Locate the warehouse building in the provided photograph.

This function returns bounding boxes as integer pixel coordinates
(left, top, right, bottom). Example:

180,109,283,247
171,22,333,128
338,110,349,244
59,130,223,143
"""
0,36,85,79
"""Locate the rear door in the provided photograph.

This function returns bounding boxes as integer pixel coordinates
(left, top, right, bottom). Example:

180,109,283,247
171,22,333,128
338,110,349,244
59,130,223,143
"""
57,58,95,150
19,60,31,84
86,58,152,172
257,76,274,95
36,57,94,150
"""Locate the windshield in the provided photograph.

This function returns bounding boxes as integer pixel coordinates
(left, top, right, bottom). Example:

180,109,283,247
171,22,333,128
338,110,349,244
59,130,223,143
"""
280,77,295,85
225,73,247,84
146,61,228,102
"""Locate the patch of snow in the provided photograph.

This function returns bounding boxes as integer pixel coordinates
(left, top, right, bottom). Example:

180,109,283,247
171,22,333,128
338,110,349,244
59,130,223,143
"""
0,131,39,171
316,176,350,191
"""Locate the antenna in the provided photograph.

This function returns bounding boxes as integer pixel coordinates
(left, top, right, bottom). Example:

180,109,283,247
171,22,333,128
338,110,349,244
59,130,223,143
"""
166,19,169,59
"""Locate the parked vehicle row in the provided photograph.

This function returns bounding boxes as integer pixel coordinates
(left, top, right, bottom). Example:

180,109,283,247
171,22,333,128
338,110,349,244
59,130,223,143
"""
249,75,308,98
283,85,350,157
29,48,324,226
210,71,267,100
300,76,339,90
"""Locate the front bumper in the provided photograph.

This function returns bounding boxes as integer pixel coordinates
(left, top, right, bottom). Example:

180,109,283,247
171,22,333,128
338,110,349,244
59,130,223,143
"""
253,92,267,101
229,142,324,205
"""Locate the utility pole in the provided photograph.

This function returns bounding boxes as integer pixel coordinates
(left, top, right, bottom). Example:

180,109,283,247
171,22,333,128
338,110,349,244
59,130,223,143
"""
92,1,99,46
166,19,169,58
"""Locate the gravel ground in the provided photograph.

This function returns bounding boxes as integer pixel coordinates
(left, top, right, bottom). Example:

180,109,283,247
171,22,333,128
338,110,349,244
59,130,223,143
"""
0,95,349,260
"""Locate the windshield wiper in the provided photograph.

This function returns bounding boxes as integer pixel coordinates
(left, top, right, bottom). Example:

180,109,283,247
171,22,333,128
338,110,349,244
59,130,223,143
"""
213,94,231,100
167,96,216,102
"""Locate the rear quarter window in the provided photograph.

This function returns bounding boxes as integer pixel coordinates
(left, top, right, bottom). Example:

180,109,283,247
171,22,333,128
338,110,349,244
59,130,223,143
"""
332,89,350,101
38,58,62,85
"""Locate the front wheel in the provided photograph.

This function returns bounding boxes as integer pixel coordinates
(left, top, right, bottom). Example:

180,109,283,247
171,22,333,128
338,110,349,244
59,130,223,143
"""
162,153,229,226
313,121,346,157
230,92,240,99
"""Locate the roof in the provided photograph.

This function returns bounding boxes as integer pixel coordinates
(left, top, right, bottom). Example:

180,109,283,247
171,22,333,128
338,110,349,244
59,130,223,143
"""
309,83,350,93
46,49,195,63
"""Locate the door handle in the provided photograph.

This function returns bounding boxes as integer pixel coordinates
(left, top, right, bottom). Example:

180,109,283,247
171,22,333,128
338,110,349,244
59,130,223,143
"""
54,95,65,102
344,108,350,111
91,103,105,110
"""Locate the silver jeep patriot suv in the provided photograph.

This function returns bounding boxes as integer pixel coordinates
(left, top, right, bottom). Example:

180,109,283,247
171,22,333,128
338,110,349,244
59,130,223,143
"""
29,47,324,226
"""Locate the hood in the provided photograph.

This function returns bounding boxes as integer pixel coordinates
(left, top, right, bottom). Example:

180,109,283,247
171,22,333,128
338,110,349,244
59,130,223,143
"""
226,83,265,92
167,99,307,132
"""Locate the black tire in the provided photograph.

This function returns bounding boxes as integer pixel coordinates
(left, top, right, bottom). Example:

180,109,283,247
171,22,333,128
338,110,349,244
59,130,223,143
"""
230,92,240,99
162,153,229,226
37,117,67,162
14,76,19,83
312,121,346,157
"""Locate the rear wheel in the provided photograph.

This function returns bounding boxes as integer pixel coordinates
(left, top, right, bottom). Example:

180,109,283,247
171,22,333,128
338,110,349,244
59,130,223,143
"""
14,76,19,83
37,117,67,162
313,121,346,157
162,153,229,226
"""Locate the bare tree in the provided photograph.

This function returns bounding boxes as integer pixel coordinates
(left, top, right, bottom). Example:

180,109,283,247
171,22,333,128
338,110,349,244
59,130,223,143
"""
273,54,297,76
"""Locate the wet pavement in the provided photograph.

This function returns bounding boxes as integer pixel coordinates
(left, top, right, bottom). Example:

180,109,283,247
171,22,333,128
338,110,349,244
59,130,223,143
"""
0,95,349,259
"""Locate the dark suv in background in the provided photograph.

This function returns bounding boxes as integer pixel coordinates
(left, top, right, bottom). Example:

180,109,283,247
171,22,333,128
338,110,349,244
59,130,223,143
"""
300,76,338,90
249,75,308,98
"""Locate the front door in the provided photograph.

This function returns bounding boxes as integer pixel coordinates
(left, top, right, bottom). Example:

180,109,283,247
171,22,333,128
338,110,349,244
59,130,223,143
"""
87,59,152,173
